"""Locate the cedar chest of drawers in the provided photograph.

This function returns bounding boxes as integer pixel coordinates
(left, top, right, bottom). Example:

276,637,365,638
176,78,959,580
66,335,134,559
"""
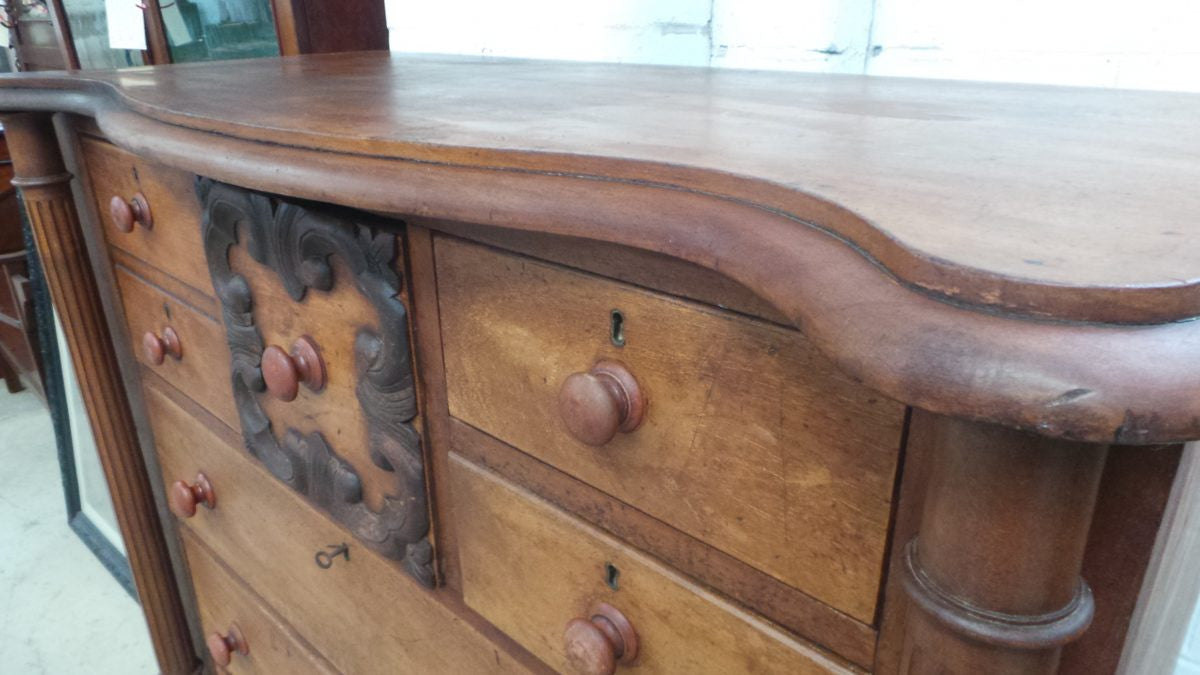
2,54,1197,674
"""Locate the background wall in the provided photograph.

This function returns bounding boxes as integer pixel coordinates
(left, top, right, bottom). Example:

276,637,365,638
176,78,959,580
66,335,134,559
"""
384,0,1200,92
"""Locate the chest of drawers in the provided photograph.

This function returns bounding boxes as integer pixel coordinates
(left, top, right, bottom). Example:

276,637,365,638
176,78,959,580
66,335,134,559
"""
1,54,1197,675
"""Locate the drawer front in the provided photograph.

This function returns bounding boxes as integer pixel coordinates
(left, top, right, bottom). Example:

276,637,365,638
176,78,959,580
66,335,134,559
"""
80,136,213,295
113,264,239,426
180,530,335,675
450,453,854,674
142,378,531,675
437,236,905,622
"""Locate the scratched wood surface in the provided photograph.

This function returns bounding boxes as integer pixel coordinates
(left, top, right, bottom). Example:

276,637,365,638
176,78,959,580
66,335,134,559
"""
10,53,1200,323
437,236,905,623
450,453,858,674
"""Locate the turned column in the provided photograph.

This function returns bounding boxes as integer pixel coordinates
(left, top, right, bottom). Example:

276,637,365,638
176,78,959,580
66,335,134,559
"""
899,414,1108,673
3,113,198,674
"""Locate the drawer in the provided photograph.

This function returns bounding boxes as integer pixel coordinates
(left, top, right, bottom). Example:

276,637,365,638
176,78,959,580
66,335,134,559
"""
80,136,213,295
113,264,238,426
450,453,855,674
180,530,335,674
436,236,905,622
141,378,532,674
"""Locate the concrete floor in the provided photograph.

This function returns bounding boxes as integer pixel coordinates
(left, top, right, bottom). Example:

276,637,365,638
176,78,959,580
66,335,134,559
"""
0,387,156,674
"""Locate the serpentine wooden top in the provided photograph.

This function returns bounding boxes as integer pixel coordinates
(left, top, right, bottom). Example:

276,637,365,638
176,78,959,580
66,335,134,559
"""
2,52,1198,443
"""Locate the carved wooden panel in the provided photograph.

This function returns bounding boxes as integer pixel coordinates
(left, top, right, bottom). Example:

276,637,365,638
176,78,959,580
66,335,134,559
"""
198,178,432,586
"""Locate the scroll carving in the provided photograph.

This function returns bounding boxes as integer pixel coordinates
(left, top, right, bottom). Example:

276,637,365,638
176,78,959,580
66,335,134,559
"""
197,178,432,586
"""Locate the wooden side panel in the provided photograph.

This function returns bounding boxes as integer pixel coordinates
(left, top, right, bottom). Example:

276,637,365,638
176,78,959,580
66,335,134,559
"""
181,531,336,675
141,377,534,674
79,136,213,296
437,236,904,622
1060,444,1183,674
4,112,198,675
450,452,856,674
112,264,238,426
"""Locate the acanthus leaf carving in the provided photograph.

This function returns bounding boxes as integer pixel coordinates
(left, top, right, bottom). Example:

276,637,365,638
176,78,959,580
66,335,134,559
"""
197,178,433,587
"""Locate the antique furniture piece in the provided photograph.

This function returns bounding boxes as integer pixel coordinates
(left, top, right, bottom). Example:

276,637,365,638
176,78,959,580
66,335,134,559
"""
0,126,43,395
1,54,1196,674
5,0,385,72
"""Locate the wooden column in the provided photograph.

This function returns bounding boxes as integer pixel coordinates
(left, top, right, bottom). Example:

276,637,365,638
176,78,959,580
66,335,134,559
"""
898,415,1108,673
2,112,198,675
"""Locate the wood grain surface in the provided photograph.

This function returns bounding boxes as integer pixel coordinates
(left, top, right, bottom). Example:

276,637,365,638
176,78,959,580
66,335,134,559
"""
450,452,858,674
438,236,904,622
142,376,540,674
6,53,1200,321
2,58,1197,442
80,135,213,296
3,112,198,675
111,264,238,426
450,418,880,669
180,530,336,675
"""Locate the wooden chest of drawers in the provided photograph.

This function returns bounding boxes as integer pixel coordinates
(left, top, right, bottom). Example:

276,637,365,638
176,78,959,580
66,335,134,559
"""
2,54,1197,675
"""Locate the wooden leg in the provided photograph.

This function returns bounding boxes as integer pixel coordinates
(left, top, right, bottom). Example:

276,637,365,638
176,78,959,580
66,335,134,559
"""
2,112,199,674
0,347,21,393
898,415,1108,674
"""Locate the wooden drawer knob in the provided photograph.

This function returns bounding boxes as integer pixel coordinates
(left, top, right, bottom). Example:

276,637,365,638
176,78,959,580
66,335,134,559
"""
142,326,182,365
262,335,326,402
563,603,638,675
558,360,644,446
109,192,153,233
168,473,215,518
206,623,248,667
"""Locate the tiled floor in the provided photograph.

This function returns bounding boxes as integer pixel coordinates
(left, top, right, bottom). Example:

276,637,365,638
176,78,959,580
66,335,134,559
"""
1180,599,1200,675
0,387,156,674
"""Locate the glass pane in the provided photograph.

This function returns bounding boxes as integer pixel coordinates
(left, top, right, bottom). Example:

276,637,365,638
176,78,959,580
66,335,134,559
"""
161,0,280,63
60,0,146,70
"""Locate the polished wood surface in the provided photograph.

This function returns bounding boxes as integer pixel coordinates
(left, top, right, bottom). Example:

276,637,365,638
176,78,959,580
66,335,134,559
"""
260,336,326,402
141,377,537,674
181,531,334,674
439,236,903,622
3,53,1197,320
168,473,216,520
111,264,238,425
449,417,880,669
2,113,198,674
557,360,645,447
896,414,1107,673
4,54,1193,675
2,54,1196,442
269,0,389,55
81,136,213,295
450,453,855,674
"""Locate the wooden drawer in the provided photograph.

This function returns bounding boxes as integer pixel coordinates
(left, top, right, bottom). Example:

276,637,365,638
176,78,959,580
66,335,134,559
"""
437,236,905,622
140,377,532,674
80,136,213,295
450,453,854,674
180,530,335,674
112,263,238,426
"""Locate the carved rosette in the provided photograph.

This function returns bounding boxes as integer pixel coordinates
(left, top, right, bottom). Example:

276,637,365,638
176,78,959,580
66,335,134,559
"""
197,178,433,586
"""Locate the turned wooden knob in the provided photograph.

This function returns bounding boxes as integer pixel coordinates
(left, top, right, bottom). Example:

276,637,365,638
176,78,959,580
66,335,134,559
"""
168,473,215,518
262,335,326,402
142,326,182,365
206,623,248,667
563,603,638,675
109,192,152,233
558,360,645,446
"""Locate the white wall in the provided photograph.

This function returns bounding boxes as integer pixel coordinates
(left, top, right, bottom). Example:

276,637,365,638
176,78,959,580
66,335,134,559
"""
385,0,1200,92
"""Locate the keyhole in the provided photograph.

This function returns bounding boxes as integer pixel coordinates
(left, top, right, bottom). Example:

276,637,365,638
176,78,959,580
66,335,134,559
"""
610,310,625,347
605,562,620,590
